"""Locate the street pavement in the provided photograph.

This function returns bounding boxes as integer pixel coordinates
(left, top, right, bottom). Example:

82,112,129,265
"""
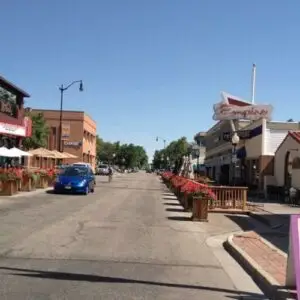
0,172,267,299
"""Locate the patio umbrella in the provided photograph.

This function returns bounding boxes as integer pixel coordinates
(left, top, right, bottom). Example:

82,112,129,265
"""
0,146,18,157
50,150,69,159
29,148,56,158
62,152,78,158
9,147,33,157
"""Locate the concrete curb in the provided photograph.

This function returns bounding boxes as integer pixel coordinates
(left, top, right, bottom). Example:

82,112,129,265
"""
9,187,52,198
224,232,296,300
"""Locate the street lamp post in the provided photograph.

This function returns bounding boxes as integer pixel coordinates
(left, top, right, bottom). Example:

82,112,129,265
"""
112,153,116,167
156,136,166,149
231,133,240,186
59,80,84,152
161,154,164,169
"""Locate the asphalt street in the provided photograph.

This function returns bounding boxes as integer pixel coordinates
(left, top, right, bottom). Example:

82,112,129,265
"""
0,172,267,299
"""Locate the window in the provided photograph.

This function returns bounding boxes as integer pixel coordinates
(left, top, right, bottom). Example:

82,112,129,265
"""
0,85,18,118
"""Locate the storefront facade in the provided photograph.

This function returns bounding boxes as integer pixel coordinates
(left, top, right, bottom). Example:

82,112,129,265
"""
0,76,32,149
205,117,300,189
204,91,299,191
31,109,97,170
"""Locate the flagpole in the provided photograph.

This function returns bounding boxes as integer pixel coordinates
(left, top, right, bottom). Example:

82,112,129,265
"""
251,63,256,104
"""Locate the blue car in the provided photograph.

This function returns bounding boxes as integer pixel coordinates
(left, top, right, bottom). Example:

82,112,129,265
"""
54,166,95,195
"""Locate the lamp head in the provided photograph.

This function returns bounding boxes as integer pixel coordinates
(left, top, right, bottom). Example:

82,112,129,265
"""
231,133,240,145
79,81,84,92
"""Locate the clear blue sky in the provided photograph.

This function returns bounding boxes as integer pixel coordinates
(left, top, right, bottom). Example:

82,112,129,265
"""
1,1,300,161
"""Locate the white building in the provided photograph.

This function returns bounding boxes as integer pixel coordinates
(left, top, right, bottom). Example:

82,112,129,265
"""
274,131,300,189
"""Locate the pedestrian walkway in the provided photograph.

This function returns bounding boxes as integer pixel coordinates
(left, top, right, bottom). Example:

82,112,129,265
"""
226,231,296,299
222,200,300,299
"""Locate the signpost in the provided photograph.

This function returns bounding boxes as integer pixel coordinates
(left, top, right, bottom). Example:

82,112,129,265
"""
286,215,300,298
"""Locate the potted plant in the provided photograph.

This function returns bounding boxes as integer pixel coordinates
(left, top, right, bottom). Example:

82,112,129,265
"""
21,169,35,191
38,169,49,188
46,169,56,186
0,170,19,196
191,186,216,222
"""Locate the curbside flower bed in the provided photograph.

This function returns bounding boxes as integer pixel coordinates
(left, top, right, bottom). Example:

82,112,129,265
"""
161,172,216,222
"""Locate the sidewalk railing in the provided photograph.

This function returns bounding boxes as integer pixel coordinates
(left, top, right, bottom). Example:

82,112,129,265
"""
210,186,248,210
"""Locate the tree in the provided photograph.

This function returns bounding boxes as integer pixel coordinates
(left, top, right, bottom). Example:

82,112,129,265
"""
96,137,148,168
23,113,49,150
96,136,119,163
152,136,190,173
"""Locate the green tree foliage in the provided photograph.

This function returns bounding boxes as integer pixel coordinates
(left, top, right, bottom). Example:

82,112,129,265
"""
152,137,190,173
23,113,49,150
96,136,148,168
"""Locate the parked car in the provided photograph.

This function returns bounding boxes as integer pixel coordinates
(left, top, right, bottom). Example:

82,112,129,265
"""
54,165,95,195
96,164,110,175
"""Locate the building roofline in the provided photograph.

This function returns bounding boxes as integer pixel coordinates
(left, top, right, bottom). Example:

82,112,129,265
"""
32,109,96,124
275,131,300,154
0,75,30,97
32,108,85,114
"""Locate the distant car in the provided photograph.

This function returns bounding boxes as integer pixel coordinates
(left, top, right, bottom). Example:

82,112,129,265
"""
96,164,110,175
73,162,93,168
54,165,95,195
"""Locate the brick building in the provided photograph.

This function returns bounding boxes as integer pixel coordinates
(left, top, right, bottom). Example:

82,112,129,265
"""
0,75,32,148
32,109,97,170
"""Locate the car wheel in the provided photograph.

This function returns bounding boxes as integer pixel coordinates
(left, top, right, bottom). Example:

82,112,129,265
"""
84,186,89,195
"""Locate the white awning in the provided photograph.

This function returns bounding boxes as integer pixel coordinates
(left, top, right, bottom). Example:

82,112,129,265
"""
0,147,17,157
9,147,33,157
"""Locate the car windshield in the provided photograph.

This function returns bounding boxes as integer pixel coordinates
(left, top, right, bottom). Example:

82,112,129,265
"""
61,167,88,176
99,165,108,168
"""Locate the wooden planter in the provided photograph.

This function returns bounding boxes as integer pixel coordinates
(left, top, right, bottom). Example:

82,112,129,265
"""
21,177,33,192
0,180,18,196
192,197,209,222
183,193,189,211
37,176,48,189
48,177,54,187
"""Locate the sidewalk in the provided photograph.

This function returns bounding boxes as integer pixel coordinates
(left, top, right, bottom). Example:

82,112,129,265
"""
225,231,295,299
224,202,300,299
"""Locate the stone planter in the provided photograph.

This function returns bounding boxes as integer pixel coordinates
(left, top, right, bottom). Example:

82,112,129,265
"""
0,180,18,196
192,197,209,222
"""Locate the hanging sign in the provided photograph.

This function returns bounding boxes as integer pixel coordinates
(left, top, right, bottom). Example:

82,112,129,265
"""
61,123,70,140
0,122,26,136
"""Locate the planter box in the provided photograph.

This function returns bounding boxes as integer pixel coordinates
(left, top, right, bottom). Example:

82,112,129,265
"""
48,177,54,187
37,176,48,189
182,193,189,211
0,180,18,196
192,197,209,222
21,177,33,192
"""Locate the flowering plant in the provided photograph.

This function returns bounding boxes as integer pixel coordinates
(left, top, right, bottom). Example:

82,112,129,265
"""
170,176,188,189
0,168,19,181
